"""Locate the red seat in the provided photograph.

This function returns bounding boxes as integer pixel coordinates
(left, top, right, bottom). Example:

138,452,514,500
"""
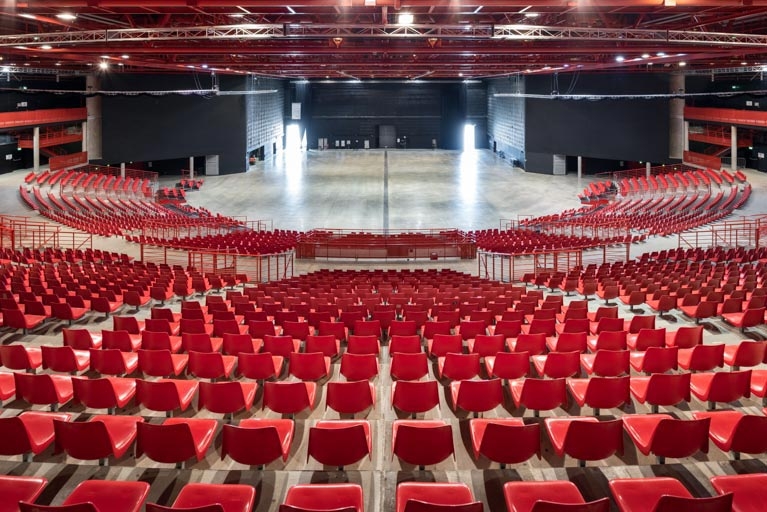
308,420,371,469
146,483,255,512
546,331,587,353
102,329,141,352
692,410,767,460
318,321,347,342
340,352,379,380
437,352,480,380
622,413,710,464
626,328,665,351
53,415,143,463
689,370,751,410
282,321,313,341
222,332,263,356
63,329,102,350
347,334,381,355
72,376,136,414
484,351,529,380
136,418,217,467
222,418,295,467
722,307,765,333
392,419,454,469
509,377,568,417
710,473,767,512
468,418,540,468
586,330,627,352
305,334,341,359
567,375,630,415
14,373,73,411
0,411,72,461
504,480,609,512
629,372,691,413
629,346,679,374
389,321,418,338
263,381,317,415
449,378,503,416
263,335,301,357
677,344,725,372
135,378,199,416
144,318,181,337
326,380,376,415
0,344,43,372
609,477,732,512
544,417,623,466
198,381,257,418
723,340,767,370
289,352,331,381
532,351,580,378
580,349,630,377
237,352,284,380
281,484,363,512
508,333,547,355
137,349,188,377
2,308,45,334
41,345,90,374
141,330,182,353
391,379,439,417
396,482,482,512
0,372,14,402
467,334,505,357
427,334,463,358
113,315,145,335
20,480,150,512
0,475,48,512
665,325,703,348
390,352,428,380
188,351,237,380
89,346,138,376
50,302,87,326
680,300,718,324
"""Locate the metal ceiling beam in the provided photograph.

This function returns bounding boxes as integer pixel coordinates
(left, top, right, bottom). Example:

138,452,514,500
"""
15,0,767,7
2,22,767,47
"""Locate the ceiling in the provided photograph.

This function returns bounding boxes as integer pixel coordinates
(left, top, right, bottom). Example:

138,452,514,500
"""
3,1,767,80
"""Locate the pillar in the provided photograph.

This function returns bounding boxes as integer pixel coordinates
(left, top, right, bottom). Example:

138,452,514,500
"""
120,162,126,178
85,74,102,160
32,126,39,172
577,156,582,179
731,125,737,171
189,156,194,179
683,121,690,152
646,161,651,178
81,121,87,154
669,72,685,160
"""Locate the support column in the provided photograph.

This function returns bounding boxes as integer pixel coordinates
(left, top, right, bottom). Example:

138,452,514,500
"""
81,121,88,153
32,126,39,172
646,162,651,178
85,74,102,160
577,156,582,179
731,125,737,171
669,72,685,160
683,121,690,152
189,156,194,179
120,162,126,178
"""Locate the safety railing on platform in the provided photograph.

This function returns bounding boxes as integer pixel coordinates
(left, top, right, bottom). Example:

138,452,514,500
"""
0,215,92,251
594,163,695,182
477,243,630,282
678,215,767,250
140,244,294,283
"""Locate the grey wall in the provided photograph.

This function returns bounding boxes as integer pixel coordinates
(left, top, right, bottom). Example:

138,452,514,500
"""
487,77,525,166
245,77,285,159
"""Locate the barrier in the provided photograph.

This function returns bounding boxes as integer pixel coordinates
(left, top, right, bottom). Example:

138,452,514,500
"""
140,244,294,283
0,215,92,251
477,243,630,282
678,215,767,251
297,228,475,261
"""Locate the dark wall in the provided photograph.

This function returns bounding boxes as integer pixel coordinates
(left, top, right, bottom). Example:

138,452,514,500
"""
687,75,767,112
245,77,285,159
296,81,484,150
486,77,525,166
0,76,84,114
524,73,671,168
100,74,248,174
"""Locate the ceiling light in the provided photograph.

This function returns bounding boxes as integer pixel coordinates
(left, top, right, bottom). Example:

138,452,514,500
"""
398,13,414,25
741,61,747,65
657,52,667,57
286,6,296,14
201,64,208,69
40,45,52,50
99,61,108,70
55,62,61,66
678,61,687,67
229,14,245,18
121,54,129,59
1,67,9,73
641,53,650,59
18,13,37,20
118,62,124,66
13,46,28,50
23,63,30,66
56,12,77,21
524,12,539,18
615,56,625,62
100,55,109,59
